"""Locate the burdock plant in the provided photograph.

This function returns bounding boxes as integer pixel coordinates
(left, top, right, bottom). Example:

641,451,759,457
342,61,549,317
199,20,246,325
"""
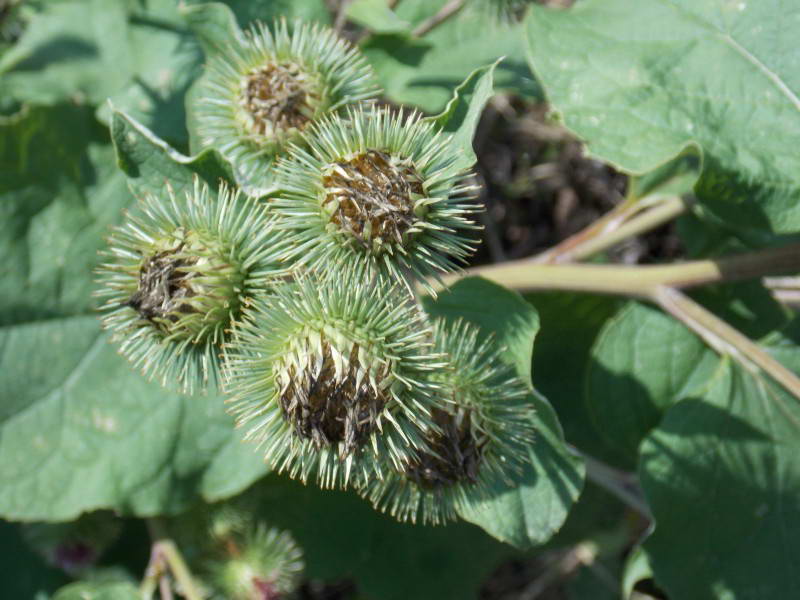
223,267,446,488
358,318,535,524
96,179,285,393
272,106,480,292
193,18,380,189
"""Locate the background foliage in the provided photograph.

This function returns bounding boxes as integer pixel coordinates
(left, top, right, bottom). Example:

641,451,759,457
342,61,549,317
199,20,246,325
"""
2,0,799,598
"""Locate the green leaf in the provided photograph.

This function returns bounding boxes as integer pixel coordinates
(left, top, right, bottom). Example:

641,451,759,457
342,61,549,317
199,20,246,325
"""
525,0,800,235
0,316,269,521
180,2,242,56
110,109,233,199
0,104,127,325
622,545,655,599
0,0,131,104
96,0,204,148
0,0,202,147
0,520,67,597
181,2,242,157
640,336,800,599
183,0,332,28
249,476,513,600
627,143,702,202
528,292,624,466
425,60,500,171
0,105,267,521
424,278,584,549
346,0,411,34
53,580,141,600
363,0,539,113
586,302,719,469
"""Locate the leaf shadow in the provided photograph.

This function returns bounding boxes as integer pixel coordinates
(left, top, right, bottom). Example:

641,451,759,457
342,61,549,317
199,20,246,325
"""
11,37,97,71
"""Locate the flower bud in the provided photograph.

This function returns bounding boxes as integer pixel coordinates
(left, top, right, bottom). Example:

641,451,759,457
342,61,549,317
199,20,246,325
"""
224,267,445,487
96,179,285,393
273,106,480,293
209,512,303,600
358,318,535,524
194,18,379,189
173,504,304,600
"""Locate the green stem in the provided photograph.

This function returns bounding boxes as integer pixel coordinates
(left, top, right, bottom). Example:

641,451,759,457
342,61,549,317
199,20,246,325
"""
439,242,800,297
572,447,651,519
157,540,204,600
553,196,690,263
654,287,800,399
141,519,203,600
532,195,639,264
334,0,353,32
412,0,464,37
437,243,800,401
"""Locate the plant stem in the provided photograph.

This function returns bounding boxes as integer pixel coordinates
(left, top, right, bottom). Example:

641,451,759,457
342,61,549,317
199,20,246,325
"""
572,448,652,519
158,540,204,600
141,519,203,600
334,0,352,32
654,287,800,399
533,195,690,264
412,0,464,37
437,242,800,297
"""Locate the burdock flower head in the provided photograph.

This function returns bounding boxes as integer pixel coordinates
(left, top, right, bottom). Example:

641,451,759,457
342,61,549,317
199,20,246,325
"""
358,318,535,524
206,509,304,600
224,267,445,488
96,179,284,393
194,18,379,189
273,106,480,292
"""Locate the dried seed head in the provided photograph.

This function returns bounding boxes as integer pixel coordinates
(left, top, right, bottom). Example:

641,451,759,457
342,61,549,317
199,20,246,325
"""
125,229,244,340
322,150,424,248
404,406,484,490
194,18,379,191
241,62,322,137
95,179,285,393
278,339,391,454
273,107,480,293
358,318,536,525
224,268,445,488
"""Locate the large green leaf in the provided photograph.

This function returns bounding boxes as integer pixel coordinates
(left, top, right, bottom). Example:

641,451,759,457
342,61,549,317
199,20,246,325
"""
110,109,232,199
586,302,719,469
0,105,267,521
363,0,539,113
0,0,202,147
249,475,512,600
0,316,268,521
0,0,130,104
424,278,584,548
639,328,800,599
97,0,204,148
346,0,411,34
525,0,800,235
527,292,623,466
